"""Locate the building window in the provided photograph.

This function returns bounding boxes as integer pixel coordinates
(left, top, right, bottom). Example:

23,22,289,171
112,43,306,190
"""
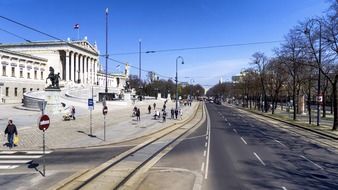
5,87,9,96
11,67,15,77
23,88,26,94
2,65,6,76
20,70,23,78
14,88,18,96
34,70,37,79
27,72,31,79
41,71,43,79
30,88,33,92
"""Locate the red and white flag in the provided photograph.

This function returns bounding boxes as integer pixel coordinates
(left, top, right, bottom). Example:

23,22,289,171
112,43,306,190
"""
74,24,80,29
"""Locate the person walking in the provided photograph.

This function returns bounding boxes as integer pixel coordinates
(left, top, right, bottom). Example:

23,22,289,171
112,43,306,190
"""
136,108,141,121
162,110,167,122
175,109,178,120
4,120,18,149
71,106,76,120
148,105,151,114
179,108,183,120
153,103,156,110
171,108,175,119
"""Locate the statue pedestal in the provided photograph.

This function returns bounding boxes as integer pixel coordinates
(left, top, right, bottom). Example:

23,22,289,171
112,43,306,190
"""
157,93,161,100
167,93,171,100
45,88,62,114
124,92,131,101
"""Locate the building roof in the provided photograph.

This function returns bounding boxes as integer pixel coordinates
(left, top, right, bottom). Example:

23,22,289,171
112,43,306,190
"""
0,39,99,56
0,48,48,62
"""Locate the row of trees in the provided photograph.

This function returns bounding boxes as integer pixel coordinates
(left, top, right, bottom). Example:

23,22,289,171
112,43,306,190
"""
128,74,205,100
207,0,338,130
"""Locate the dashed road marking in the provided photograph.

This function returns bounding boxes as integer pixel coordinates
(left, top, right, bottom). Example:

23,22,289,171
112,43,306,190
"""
300,155,323,170
253,152,266,166
282,186,287,190
205,142,208,147
233,129,238,134
274,139,287,147
240,137,247,145
201,162,205,172
203,150,206,157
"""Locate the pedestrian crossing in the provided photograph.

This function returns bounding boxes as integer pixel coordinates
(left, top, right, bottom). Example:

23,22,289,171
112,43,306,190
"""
0,150,52,170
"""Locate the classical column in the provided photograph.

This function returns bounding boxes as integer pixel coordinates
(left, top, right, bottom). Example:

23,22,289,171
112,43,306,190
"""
85,57,88,84
91,58,94,85
73,53,78,82
78,54,82,83
93,59,97,84
65,51,70,81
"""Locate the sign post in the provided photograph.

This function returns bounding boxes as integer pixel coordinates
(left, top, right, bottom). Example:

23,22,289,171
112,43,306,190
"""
103,105,108,141
88,98,94,136
39,114,50,177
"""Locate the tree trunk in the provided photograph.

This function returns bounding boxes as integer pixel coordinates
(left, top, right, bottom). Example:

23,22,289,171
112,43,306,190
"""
332,77,338,131
322,92,326,118
308,88,312,124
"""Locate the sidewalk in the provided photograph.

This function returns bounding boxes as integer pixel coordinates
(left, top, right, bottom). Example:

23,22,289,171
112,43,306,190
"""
233,104,338,139
0,100,198,151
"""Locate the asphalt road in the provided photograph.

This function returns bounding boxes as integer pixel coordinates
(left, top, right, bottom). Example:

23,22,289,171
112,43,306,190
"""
138,102,338,190
0,146,130,190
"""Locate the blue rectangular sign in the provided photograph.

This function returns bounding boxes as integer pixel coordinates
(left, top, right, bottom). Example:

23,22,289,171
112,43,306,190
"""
88,98,94,107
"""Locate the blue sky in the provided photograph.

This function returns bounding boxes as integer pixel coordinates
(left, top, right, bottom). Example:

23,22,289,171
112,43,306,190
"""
0,0,331,89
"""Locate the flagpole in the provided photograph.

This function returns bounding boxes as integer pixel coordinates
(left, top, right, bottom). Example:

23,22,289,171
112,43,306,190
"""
77,28,80,40
105,8,108,93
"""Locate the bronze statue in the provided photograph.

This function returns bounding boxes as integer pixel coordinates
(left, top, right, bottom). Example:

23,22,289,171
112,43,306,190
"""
46,67,61,89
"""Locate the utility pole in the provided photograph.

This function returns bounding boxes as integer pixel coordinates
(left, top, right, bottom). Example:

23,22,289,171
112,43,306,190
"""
105,8,109,93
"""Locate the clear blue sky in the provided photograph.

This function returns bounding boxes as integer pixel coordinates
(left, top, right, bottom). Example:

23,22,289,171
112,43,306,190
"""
0,0,331,89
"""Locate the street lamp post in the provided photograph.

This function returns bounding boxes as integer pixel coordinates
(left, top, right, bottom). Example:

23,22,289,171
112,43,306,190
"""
176,56,184,110
105,8,109,93
305,19,322,126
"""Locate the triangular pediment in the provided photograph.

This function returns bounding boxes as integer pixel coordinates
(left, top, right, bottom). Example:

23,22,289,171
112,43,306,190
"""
71,40,98,53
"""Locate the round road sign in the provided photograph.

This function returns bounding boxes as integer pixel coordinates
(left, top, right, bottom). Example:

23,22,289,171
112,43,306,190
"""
39,114,50,130
103,106,108,115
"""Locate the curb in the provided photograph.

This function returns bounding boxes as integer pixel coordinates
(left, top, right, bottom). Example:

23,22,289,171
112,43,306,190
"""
236,106,338,140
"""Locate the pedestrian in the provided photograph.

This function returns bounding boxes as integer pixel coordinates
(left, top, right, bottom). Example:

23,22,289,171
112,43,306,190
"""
148,105,151,114
71,106,76,120
179,108,183,120
171,108,175,119
163,104,166,111
136,108,141,121
153,103,156,110
4,120,18,149
162,110,167,122
157,110,160,118
175,109,178,119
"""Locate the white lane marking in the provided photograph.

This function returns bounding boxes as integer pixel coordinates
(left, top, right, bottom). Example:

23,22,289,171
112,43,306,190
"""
203,150,206,157
300,155,323,170
240,137,247,145
224,118,227,121
24,151,52,154
233,129,238,134
0,155,42,159
201,162,205,172
0,160,31,164
205,142,208,147
282,187,287,190
228,123,231,126
204,103,211,179
206,135,208,140
0,165,19,169
0,151,16,154
253,152,266,166
0,151,52,154
274,139,287,147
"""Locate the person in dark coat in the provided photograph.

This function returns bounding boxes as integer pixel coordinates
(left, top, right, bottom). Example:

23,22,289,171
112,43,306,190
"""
171,108,175,119
136,108,141,121
148,105,151,114
71,106,76,120
4,120,18,148
175,109,179,119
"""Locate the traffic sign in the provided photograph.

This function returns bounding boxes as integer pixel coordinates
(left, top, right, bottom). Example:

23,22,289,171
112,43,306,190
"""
39,114,50,131
103,106,108,115
88,98,94,110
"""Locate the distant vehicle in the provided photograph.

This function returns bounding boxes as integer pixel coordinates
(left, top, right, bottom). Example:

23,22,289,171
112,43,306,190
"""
209,100,214,103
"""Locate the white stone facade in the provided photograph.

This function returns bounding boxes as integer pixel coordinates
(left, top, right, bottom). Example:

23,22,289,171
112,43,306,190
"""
0,48,47,103
0,40,99,86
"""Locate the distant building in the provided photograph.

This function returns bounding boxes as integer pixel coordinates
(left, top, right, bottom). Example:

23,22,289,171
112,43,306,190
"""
0,39,129,104
0,48,47,103
0,39,100,85
231,75,241,83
